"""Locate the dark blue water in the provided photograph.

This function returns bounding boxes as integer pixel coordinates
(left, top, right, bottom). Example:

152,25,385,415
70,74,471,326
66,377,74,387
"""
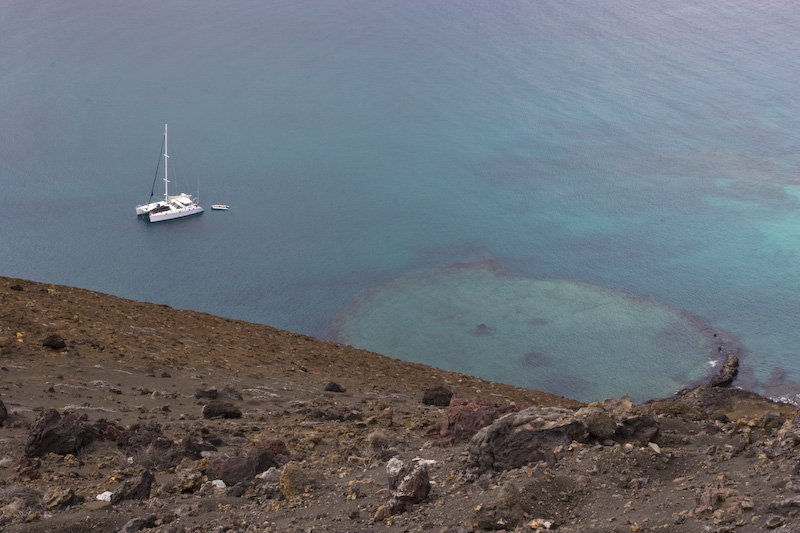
1,0,799,402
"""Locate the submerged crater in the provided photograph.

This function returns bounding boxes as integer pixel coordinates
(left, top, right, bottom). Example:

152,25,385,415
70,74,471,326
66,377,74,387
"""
329,261,731,403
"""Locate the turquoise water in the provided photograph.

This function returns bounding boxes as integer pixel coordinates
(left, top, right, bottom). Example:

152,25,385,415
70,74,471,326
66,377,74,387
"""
1,1,799,402
330,262,723,402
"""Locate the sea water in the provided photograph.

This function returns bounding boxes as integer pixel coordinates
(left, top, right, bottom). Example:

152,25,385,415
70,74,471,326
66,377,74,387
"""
1,0,798,402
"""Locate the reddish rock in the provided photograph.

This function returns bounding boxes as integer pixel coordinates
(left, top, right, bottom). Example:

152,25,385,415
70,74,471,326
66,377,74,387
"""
428,396,522,445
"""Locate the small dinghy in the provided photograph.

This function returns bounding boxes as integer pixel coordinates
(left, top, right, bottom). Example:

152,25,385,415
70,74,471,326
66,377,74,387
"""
211,204,229,210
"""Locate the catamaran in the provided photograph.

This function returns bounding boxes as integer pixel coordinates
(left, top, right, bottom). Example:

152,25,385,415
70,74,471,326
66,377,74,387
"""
136,124,203,222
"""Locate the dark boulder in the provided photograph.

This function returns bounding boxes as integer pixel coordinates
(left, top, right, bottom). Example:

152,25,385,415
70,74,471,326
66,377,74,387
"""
422,386,454,407
41,333,67,350
25,409,100,457
202,400,242,419
207,449,279,486
0,399,7,426
118,422,170,453
176,436,204,460
324,381,346,393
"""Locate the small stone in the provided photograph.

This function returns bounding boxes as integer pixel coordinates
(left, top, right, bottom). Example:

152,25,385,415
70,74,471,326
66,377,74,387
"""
374,504,391,521
118,515,157,533
765,514,785,529
43,487,75,510
324,381,346,393
648,442,662,454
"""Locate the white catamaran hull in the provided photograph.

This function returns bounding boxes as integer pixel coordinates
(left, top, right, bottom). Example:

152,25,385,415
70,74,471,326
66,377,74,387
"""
136,125,203,223
136,194,193,216
148,203,204,222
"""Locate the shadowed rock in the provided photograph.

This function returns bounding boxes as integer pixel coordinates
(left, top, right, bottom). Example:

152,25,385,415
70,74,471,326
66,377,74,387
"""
112,469,155,502
194,387,218,399
202,400,242,419
25,409,100,457
324,381,346,393
0,399,7,426
615,414,660,443
208,449,279,486
422,386,454,407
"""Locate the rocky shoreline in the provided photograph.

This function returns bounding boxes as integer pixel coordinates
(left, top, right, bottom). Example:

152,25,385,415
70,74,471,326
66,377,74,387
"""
1,276,798,532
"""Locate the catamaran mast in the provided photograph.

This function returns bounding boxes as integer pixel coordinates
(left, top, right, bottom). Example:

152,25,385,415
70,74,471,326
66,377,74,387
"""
163,123,169,202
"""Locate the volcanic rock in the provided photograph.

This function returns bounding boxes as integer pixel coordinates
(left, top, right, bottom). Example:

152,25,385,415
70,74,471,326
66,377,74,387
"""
25,409,100,457
422,386,454,407
468,406,588,472
386,457,432,514
194,387,218,399
615,413,660,443
41,333,66,350
201,400,242,419
428,396,522,445
112,469,155,502
709,354,739,387
118,515,157,533
279,462,316,499
207,449,279,486
324,381,346,392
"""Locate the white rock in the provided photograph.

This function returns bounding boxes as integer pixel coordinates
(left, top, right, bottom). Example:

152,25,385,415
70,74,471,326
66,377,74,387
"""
96,491,113,502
